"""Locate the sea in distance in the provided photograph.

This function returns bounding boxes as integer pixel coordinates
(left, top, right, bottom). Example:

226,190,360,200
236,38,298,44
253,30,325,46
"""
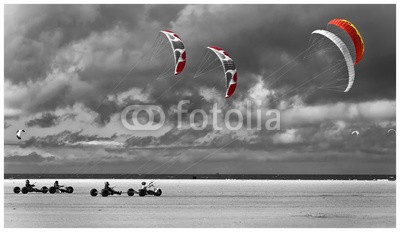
4,173,396,180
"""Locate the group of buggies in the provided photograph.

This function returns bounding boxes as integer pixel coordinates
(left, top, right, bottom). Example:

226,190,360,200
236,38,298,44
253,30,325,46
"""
13,180,162,197
90,181,162,197
13,180,73,194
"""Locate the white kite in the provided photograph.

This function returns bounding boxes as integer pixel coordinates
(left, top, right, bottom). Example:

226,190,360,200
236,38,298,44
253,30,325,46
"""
351,130,360,136
387,129,396,135
311,30,355,92
16,129,25,140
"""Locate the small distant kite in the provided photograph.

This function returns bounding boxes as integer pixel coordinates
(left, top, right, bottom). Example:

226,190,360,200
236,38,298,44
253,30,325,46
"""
387,129,396,135
351,130,360,136
16,129,25,140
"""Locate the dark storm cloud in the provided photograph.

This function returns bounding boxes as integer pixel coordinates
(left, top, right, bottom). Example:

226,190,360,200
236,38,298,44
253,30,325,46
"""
4,4,165,121
147,5,186,27
5,5,97,84
4,5,149,84
191,121,395,158
123,126,214,148
20,130,118,148
25,113,59,128
25,112,76,128
91,100,119,126
5,152,55,163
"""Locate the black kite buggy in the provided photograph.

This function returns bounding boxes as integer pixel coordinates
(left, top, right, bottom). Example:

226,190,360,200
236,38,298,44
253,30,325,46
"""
138,181,162,197
90,181,135,197
49,186,74,194
14,185,48,194
90,187,135,197
49,181,74,194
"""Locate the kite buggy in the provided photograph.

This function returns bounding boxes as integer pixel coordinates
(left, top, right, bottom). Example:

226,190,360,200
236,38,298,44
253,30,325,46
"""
138,181,162,197
49,180,74,194
14,180,49,194
90,181,135,197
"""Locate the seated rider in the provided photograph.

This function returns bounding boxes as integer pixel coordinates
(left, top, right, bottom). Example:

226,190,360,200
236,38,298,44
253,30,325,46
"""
140,182,147,190
25,180,38,191
54,180,66,192
104,181,111,191
104,181,121,195
141,181,154,195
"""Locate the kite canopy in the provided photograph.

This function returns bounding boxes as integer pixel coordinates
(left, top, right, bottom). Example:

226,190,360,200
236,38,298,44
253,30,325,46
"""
328,19,364,64
351,130,360,136
16,129,25,140
160,30,186,75
207,46,238,98
311,30,355,92
387,129,396,134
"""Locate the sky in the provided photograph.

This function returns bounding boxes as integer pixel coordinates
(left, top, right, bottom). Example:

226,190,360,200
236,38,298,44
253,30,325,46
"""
4,4,396,174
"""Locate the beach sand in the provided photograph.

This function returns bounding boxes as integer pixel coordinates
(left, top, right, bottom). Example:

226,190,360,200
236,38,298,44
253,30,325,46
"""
4,179,395,228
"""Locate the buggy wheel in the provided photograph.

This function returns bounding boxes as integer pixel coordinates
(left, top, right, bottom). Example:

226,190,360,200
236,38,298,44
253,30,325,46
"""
67,186,74,193
101,189,109,197
127,188,135,196
13,187,20,194
42,186,48,194
21,187,28,194
49,187,56,194
90,189,98,197
155,189,162,197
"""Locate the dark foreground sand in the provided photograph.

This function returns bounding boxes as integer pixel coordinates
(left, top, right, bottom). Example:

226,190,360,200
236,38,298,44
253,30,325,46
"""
4,179,395,227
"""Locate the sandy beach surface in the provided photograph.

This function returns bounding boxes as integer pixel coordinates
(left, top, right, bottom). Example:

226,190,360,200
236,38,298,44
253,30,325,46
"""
4,179,395,228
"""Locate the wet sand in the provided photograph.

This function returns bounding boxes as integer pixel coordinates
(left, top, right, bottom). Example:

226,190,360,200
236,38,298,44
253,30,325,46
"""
4,179,395,227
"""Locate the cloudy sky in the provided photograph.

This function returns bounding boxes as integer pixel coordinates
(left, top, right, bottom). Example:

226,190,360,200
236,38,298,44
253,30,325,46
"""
4,4,396,174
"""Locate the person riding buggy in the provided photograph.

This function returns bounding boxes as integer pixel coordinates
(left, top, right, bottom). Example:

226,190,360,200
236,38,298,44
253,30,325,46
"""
13,180,49,194
104,181,122,195
138,181,162,196
25,180,40,192
48,181,74,194
140,181,147,191
140,181,153,195
53,181,65,192
90,182,133,197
